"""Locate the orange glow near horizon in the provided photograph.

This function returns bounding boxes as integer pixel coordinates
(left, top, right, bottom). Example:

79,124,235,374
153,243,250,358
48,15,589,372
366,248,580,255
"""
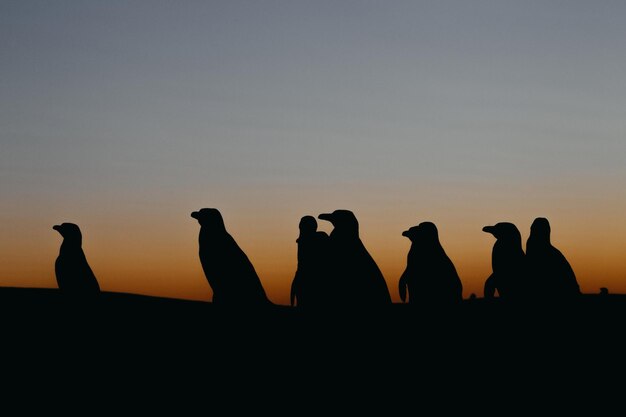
1,195,624,305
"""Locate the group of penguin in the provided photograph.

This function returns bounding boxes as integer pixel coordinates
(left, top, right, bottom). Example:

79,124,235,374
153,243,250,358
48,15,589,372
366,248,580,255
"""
482,219,580,301
52,208,580,307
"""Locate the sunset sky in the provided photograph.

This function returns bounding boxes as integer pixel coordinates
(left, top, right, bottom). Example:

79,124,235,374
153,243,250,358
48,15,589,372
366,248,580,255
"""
2,1,625,305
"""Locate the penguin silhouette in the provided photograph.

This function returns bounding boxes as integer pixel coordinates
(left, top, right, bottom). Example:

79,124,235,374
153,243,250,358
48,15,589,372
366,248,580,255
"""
53,223,101,295
398,222,463,306
290,216,330,308
318,209,391,307
526,217,580,300
482,222,526,300
191,208,270,307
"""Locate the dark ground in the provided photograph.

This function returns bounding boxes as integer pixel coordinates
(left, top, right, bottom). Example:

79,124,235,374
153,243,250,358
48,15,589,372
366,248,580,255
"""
1,287,623,410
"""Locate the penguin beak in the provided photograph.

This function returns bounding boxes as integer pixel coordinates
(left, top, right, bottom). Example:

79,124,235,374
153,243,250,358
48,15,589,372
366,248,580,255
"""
53,225,61,231
191,211,199,219
482,225,495,235
402,230,409,237
318,213,333,222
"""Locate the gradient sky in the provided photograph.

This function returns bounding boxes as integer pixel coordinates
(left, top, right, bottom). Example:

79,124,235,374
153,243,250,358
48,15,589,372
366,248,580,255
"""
2,1,625,305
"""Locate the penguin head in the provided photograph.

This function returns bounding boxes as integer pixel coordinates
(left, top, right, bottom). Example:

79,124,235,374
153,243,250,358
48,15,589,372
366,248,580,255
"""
529,217,551,242
53,223,82,243
299,215,318,235
191,208,226,232
482,222,522,244
402,226,420,241
318,209,359,238
402,222,439,243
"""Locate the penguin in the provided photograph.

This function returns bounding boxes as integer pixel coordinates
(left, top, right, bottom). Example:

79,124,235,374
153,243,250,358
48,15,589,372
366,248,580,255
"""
482,222,527,300
191,208,270,307
318,209,391,307
290,216,329,308
398,222,463,306
53,223,101,295
526,217,580,299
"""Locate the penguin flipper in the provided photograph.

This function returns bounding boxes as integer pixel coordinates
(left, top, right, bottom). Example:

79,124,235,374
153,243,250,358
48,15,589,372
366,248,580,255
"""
85,266,100,292
484,274,497,299
398,274,407,303
559,252,581,295
290,272,299,307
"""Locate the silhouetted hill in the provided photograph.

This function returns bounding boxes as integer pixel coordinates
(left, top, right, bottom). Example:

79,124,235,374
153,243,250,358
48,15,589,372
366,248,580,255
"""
3,287,625,350
2,286,623,411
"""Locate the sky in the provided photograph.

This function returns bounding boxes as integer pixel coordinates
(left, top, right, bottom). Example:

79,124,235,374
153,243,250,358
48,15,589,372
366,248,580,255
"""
1,1,625,305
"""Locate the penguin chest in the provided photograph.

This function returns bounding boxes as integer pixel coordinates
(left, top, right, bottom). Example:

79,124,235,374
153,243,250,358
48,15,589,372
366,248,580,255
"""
55,253,88,288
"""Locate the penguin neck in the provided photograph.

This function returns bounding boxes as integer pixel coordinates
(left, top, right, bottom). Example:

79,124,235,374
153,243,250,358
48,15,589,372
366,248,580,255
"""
331,229,359,240
504,237,522,248
60,237,82,251
416,241,444,254
198,226,228,242
528,235,551,248
496,241,523,254
296,232,314,243
431,242,446,255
